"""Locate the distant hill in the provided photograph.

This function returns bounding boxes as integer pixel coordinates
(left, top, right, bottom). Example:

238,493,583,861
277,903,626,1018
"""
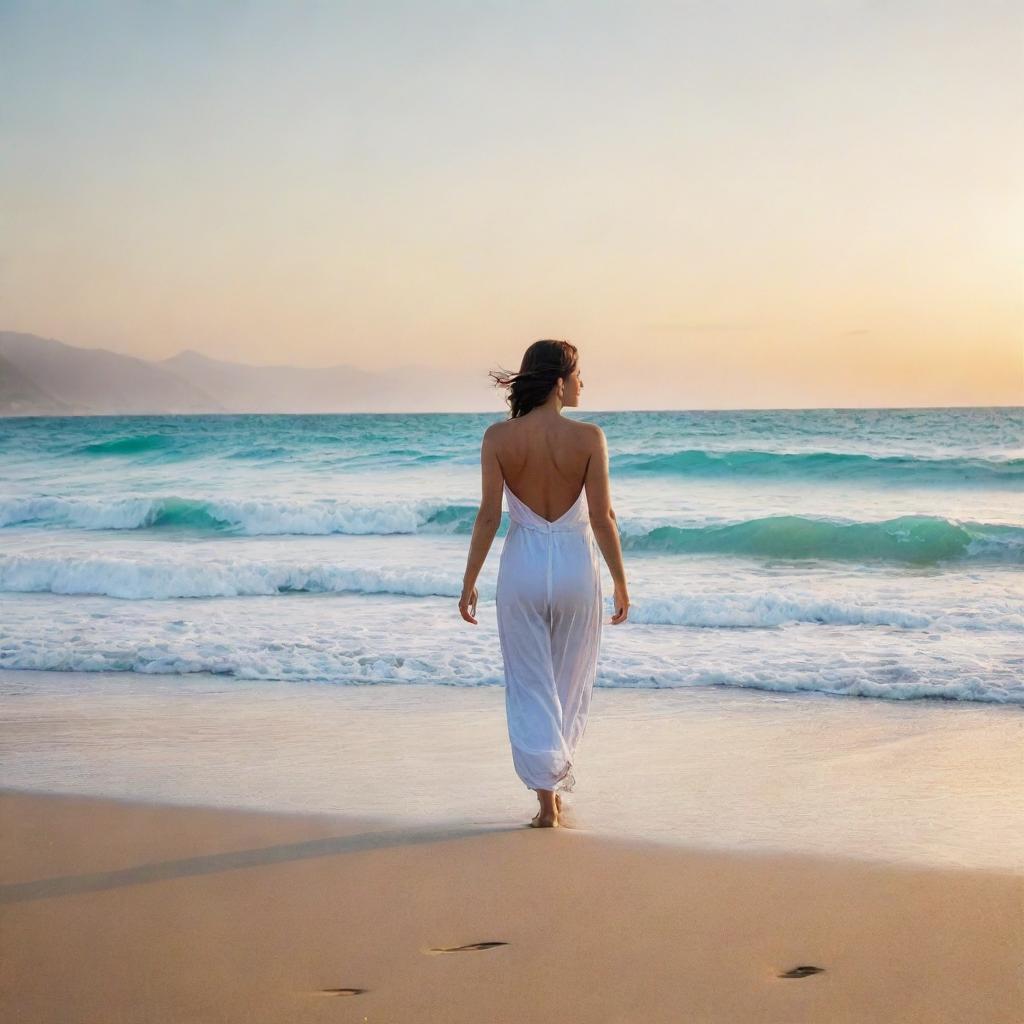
0,333,225,416
0,332,494,415
0,352,73,415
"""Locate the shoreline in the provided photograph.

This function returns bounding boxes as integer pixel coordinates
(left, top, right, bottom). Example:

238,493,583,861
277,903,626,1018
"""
3,668,1022,873
2,788,1021,1023
5,663,1024,708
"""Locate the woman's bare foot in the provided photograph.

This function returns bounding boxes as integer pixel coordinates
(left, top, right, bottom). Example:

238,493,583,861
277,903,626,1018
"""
529,790,560,828
529,811,559,828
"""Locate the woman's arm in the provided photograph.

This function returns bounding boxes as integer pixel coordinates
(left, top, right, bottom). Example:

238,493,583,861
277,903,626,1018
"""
459,425,504,624
584,425,630,623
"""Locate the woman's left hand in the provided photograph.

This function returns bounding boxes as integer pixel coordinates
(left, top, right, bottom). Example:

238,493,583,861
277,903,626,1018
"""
459,584,479,624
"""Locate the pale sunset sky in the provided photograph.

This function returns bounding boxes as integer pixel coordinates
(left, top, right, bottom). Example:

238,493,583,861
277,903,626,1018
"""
1,1,1021,410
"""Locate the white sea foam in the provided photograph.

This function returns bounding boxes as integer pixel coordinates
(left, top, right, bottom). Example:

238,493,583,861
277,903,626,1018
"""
0,495,442,534
1,590,1021,704
3,495,1022,567
2,551,1022,634
0,552,460,600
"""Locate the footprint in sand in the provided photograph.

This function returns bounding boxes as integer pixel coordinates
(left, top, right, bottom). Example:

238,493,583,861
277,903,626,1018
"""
778,965,825,978
425,941,509,954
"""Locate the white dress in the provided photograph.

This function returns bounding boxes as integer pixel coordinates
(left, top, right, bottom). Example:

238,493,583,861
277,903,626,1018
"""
496,480,604,794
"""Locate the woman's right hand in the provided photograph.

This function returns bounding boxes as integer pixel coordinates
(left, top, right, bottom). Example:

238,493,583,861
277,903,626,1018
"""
610,583,630,624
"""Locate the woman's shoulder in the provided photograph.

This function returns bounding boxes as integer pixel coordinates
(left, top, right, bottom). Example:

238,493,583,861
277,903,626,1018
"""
570,420,605,445
484,416,603,446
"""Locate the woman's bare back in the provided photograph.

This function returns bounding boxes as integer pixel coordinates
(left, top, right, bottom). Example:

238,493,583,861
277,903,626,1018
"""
490,415,596,524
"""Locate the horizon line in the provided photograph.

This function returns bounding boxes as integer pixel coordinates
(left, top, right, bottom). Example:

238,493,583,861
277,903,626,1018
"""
2,403,1022,420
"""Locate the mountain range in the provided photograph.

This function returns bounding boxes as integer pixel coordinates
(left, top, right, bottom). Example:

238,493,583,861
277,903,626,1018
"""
0,332,495,415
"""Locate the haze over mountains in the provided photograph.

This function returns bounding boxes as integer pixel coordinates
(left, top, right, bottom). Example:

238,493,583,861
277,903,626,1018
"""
0,332,494,415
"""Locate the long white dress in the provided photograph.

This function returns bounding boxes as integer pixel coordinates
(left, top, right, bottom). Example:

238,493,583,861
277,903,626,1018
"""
496,479,604,794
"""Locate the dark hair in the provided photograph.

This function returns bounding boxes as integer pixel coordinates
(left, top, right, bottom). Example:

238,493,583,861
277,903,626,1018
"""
489,339,579,418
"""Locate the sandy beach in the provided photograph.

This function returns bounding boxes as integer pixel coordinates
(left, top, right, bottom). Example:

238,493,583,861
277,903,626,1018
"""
1,787,1021,1024
3,668,1022,1020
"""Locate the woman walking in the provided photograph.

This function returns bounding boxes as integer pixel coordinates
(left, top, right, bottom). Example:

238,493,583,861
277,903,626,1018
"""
459,340,630,828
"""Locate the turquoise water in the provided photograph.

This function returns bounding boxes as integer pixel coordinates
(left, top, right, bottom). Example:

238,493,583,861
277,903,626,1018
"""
1,407,1021,702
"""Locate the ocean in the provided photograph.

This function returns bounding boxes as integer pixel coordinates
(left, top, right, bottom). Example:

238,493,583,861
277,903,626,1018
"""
1,407,1022,703
2,406,1022,867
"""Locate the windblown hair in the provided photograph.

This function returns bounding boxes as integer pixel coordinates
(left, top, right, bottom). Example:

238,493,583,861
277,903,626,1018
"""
489,339,579,419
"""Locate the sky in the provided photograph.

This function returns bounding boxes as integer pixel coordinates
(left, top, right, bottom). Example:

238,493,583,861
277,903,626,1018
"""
1,0,1021,410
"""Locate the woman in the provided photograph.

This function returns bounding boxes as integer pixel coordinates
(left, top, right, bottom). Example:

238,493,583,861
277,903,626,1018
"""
459,339,630,829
